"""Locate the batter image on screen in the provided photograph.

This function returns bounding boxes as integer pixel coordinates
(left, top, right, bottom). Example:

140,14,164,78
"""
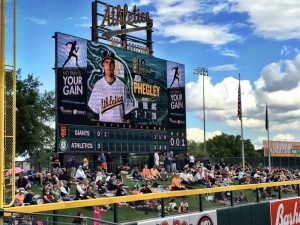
88,50,136,124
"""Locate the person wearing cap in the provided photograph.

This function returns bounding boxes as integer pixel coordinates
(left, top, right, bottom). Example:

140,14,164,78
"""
14,188,25,206
88,49,135,124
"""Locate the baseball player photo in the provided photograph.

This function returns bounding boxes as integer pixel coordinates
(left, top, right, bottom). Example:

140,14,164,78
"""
88,50,136,124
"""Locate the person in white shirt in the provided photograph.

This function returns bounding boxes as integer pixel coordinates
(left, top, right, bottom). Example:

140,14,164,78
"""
154,151,159,167
75,165,87,180
189,153,195,168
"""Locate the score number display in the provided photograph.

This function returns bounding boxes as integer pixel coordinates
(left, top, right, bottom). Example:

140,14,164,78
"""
57,125,186,153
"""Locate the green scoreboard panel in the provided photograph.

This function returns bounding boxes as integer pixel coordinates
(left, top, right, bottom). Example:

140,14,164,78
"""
55,33,186,154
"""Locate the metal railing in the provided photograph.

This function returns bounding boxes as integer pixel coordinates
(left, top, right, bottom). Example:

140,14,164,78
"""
2,180,300,224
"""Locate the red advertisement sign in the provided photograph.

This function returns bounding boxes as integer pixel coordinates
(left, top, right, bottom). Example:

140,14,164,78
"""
271,198,300,225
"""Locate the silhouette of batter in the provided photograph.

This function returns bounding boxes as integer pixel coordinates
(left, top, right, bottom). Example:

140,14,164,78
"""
62,41,79,67
170,66,180,88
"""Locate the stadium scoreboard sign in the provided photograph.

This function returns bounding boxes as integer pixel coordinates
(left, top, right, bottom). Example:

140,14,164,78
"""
55,32,186,154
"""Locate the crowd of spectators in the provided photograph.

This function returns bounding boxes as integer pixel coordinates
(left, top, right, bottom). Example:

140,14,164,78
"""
11,150,300,212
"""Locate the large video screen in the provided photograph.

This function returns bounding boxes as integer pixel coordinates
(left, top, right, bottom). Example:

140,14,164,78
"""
55,32,186,154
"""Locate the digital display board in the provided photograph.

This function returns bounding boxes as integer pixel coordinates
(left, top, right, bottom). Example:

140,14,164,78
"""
55,32,186,154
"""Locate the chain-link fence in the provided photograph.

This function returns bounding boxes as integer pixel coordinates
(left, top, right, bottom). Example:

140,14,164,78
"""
1,0,17,207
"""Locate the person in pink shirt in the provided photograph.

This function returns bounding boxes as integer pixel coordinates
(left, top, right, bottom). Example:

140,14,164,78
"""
94,206,107,225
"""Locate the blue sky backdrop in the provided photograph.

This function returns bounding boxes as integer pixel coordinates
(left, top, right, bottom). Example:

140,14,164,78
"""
17,0,300,149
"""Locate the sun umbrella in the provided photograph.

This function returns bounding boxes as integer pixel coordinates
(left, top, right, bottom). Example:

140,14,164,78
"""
5,167,24,176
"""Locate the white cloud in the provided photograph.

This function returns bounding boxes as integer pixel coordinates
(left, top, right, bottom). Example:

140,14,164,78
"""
149,0,241,46
273,133,295,141
229,0,300,40
187,128,222,142
255,54,300,92
280,45,291,55
24,17,48,25
186,76,257,124
210,64,238,71
186,54,300,146
161,23,240,46
220,48,239,58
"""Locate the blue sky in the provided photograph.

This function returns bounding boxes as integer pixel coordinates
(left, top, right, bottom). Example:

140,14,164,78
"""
17,0,300,149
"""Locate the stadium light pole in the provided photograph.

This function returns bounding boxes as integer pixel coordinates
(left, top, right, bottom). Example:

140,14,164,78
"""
194,67,209,156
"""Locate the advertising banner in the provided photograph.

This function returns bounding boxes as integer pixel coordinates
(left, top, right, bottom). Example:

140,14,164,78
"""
137,211,217,225
263,140,300,157
270,197,300,225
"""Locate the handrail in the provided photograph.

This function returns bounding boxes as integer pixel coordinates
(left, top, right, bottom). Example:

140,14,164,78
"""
2,180,300,213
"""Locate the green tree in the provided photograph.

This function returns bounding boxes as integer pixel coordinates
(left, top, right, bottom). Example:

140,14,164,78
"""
187,139,206,158
16,70,55,160
206,133,258,158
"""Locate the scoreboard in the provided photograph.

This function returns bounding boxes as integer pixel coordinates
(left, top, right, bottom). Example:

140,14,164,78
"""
55,32,186,154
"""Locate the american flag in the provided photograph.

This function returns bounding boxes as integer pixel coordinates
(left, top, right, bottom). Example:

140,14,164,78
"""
237,76,241,120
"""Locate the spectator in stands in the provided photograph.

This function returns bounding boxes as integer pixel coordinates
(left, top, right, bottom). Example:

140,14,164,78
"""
222,175,234,186
179,168,195,186
57,167,70,181
170,151,178,174
72,212,84,225
14,187,25,206
171,173,185,190
51,184,62,202
51,153,61,174
75,165,87,180
50,173,59,186
188,153,195,168
132,179,141,190
76,179,87,200
42,173,53,187
140,184,152,194
16,172,31,190
184,153,190,167
121,164,131,174
132,167,143,181
23,187,35,205
106,151,113,173
59,180,75,201
154,150,159,167
83,185,96,199
168,198,178,211
107,174,122,191
43,186,54,203
235,191,248,203
26,165,43,185
99,152,107,171
178,198,189,213
142,164,156,181
159,152,166,173
165,152,172,178
150,165,163,181
82,155,90,174
214,191,230,206
116,171,124,186
68,155,78,179
115,186,127,197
